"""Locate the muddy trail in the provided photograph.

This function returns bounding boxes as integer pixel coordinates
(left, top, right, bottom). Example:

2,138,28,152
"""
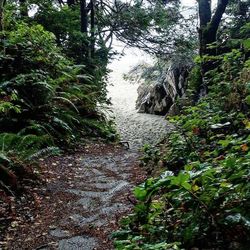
2,65,172,250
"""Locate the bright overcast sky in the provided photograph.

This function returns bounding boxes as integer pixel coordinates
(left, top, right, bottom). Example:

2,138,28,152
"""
110,0,200,72
182,0,217,8
182,0,196,6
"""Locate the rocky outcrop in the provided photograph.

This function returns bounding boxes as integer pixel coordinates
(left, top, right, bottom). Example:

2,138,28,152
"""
136,83,173,115
136,61,192,115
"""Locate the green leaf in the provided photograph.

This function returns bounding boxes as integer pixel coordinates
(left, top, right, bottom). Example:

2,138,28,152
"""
111,230,131,239
170,172,191,190
134,186,148,201
218,139,231,147
182,182,192,190
243,39,250,50
220,182,233,188
225,157,236,167
245,95,250,105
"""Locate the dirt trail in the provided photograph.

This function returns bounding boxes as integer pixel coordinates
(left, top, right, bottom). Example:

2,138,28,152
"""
3,65,173,250
4,143,144,250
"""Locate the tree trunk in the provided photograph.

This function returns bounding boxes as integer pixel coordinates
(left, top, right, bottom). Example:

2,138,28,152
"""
80,0,89,59
0,0,6,54
19,0,28,17
67,0,76,7
90,0,95,58
197,0,229,95
0,0,5,32
198,0,212,56
198,0,229,56
80,0,88,34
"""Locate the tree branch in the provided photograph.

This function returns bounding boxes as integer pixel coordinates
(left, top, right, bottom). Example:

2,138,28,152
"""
210,0,229,34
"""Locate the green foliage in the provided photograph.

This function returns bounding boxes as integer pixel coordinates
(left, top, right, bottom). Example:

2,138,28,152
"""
95,0,196,57
114,96,250,249
188,65,202,92
33,4,87,62
191,22,250,106
123,149,249,248
141,144,160,166
113,22,250,248
0,8,116,191
0,133,56,159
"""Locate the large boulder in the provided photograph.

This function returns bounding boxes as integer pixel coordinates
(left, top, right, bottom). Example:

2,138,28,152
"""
136,61,192,115
136,83,173,115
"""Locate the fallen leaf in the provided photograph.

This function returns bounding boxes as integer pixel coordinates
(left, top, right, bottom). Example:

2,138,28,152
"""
241,144,249,152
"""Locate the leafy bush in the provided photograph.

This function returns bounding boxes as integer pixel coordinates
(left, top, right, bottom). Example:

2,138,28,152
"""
0,18,114,139
114,97,250,249
0,14,116,192
113,29,250,249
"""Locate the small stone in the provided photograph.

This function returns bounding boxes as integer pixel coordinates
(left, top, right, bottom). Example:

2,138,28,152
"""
58,236,98,250
50,228,70,238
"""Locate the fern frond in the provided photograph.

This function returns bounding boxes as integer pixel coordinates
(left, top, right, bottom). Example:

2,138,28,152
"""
33,81,54,92
27,146,61,161
57,91,81,102
53,96,79,113
52,117,73,133
76,74,93,82
0,133,20,152
19,134,53,150
0,152,11,164
18,123,50,136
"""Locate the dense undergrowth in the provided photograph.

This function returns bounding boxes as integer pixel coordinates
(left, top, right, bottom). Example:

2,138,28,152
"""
113,25,250,249
0,9,115,195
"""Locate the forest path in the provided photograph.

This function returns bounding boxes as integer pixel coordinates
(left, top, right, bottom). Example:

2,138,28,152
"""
107,69,173,150
4,64,173,250
5,143,144,250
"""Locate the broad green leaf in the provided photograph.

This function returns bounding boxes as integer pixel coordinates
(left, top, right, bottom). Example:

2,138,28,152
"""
134,187,148,201
245,95,250,105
